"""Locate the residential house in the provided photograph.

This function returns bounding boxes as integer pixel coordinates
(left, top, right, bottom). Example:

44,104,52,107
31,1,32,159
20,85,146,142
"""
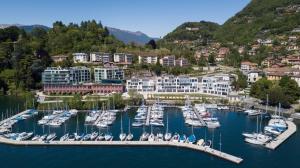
216,47,230,61
138,55,158,64
51,55,68,63
247,70,263,84
160,55,176,67
73,53,89,63
175,58,189,67
240,61,258,74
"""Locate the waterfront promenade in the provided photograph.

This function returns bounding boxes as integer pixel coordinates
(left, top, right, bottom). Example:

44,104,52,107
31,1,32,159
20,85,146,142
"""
0,137,243,164
265,121,297,150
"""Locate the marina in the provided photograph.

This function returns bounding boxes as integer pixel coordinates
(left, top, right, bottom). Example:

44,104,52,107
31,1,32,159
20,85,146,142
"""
0,97,299,168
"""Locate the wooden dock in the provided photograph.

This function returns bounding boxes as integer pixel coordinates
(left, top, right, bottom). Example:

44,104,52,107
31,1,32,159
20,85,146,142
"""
265,121,297,150
0,137,243,164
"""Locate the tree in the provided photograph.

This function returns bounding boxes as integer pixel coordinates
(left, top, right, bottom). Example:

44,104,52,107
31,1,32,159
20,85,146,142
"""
198,56,207,66
250,78,272,99
232,71,248,90
268,86,290,108
208,54,215,65
147,39,157,49
279,76,300,104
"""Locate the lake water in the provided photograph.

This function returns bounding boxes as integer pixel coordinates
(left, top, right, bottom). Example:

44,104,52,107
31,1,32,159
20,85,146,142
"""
0,96,299,168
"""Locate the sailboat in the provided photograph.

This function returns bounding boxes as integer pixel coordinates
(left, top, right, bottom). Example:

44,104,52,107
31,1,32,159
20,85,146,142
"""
164,113,172,141
126,119,133,141
187,125,196,144
104,125,113,141
148,125,155,142
119,112,126,141
60,123,69,141
244,115,272,145
140,124,149,141
74,115,82,141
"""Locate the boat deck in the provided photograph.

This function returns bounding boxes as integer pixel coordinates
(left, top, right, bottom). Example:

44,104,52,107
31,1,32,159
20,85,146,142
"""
265,121,297,150
0,137,243,164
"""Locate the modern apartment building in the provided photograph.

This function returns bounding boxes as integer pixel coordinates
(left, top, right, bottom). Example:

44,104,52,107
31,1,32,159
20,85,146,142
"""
138,55,158,64
126,77,156,92
114,53,133,64
125,74,232,96
199,75,232,96
90,52,112,63
42,67,91,85
156,75,199,93
94,66,124,83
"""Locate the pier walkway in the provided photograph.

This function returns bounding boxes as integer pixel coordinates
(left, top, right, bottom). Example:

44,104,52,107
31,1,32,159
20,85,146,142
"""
265,121,297,150
0,110,28,125
192,107,206,126
145,106,151,126
0,137,243,164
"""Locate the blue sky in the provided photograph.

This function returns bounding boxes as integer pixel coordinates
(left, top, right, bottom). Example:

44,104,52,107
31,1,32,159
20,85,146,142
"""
0,0,250,37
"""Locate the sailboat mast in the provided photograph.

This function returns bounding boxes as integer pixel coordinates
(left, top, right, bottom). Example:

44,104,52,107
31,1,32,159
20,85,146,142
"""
120,112,123,133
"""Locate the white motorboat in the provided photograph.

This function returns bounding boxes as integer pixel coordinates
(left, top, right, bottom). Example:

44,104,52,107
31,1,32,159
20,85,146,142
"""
31,135,41,141
104,133,113,141
245,137,265,145
90,132,99,140
126,119,133,141
96,133,105,141
171,133,179,142
119,112,127,141
157,133,164,141
126,133,134,141
264,126,281,135
140,132,149,141
38,134,47,141
60,133,69,141
148,133,155,142
46,133,57,141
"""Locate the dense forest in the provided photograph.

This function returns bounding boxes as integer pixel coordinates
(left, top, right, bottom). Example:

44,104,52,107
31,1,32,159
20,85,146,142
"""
214,0,300,44
0,20,125,95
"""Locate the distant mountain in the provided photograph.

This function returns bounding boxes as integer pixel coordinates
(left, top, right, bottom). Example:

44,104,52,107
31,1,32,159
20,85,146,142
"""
0,24,50,32
107,27,159,45
215,0,300,44
19,25,50,32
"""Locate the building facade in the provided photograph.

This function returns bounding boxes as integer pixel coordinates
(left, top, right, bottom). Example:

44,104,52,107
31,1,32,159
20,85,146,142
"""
138,55,158,64
200,75,232,96
160,55,176,67
156,75,199,93
43,84,123,94
42,67,91,85
114,53,133,64
73,53,89,63
94,66,124,83
126,77,156,92
90,52,112,63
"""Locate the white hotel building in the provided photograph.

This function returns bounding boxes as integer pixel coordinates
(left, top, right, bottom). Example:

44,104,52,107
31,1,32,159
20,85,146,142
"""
126,74,232,97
